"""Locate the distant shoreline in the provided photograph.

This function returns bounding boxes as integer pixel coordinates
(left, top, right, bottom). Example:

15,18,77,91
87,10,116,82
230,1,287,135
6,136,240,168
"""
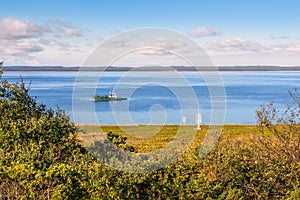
3,66,300,72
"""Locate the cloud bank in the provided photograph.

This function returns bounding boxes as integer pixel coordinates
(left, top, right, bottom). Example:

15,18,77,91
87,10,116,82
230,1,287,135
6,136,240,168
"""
0,17,299,66
188,27,222,37
208,37,268,52
0,17,84,65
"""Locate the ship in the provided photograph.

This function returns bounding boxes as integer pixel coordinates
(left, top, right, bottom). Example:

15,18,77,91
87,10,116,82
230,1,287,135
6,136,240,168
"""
94,91,127,102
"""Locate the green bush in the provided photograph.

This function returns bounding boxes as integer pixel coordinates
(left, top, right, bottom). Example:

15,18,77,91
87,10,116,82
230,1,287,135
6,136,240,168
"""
200,90,300,199
0,69,90,199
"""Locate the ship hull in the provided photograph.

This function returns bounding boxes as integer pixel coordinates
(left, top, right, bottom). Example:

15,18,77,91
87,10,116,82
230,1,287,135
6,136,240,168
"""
94,96,127,102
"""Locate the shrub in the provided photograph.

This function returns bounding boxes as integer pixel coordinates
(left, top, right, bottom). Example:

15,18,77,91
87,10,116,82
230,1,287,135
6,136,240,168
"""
0,68,90,199
201,90,300,199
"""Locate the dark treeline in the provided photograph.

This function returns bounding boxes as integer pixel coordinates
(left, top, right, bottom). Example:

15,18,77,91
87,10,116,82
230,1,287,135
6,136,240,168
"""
3,65,300,72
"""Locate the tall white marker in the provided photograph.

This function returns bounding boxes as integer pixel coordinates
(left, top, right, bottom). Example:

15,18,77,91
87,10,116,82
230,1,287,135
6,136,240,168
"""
182,116,187,125
196,112,202,130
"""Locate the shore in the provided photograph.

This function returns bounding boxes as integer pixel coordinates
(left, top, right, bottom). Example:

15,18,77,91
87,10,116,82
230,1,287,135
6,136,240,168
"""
3,66,300,72
77,124,258,151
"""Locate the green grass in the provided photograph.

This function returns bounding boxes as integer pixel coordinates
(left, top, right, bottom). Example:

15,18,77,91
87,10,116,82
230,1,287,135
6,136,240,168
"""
77,124,259,152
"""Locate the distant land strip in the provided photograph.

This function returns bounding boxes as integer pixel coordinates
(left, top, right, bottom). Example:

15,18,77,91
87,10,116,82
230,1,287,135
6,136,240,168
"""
3,66,300,72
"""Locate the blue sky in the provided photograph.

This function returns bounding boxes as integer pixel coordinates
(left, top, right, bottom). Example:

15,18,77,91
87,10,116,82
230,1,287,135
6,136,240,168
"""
0,0,299,66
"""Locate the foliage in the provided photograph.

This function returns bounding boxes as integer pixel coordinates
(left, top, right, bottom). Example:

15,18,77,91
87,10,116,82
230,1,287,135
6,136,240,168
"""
256,89,300,163
87,132,137,171
106,131,136,152
200,90,300,199
0,70,90,199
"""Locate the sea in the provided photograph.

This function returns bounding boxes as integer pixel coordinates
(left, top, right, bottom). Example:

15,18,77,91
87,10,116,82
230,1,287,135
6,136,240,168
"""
2,71,300,125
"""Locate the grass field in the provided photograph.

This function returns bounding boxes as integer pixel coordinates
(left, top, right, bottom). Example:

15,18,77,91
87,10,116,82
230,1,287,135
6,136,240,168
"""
77,124,259,152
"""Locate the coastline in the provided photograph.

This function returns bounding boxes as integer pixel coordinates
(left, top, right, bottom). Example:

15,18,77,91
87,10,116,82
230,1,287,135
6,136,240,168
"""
3,66,300,72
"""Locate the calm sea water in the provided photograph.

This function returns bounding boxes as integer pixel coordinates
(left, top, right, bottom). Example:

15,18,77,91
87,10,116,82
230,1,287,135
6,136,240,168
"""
2,71,300,125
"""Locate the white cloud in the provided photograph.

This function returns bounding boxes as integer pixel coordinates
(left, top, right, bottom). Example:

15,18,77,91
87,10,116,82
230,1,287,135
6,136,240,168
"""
106,37,129,47
0,17,50,39
60,28,82,37
286,43,300,53
135,37,189,56
48,18,82,37
208,37,268,52
270,35,291,40
0,17,86,65
138,48,172,56
24,59,40,65
13,39,43,53
0,39,43,56
38,38,79,52
0,18,46,58
188,27,222,37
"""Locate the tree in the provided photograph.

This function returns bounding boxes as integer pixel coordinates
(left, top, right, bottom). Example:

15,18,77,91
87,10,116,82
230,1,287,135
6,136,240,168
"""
255,90,300,198
0,62,3,78
256,89,300,163
0,65,90,199
200,90,300,199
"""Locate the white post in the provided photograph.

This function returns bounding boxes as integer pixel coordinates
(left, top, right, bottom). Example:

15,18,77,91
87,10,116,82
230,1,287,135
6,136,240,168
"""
182,116,186,125
195,112,202,130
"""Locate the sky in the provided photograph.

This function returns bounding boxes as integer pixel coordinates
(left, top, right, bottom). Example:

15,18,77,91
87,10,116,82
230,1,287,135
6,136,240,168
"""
0,0,300,66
